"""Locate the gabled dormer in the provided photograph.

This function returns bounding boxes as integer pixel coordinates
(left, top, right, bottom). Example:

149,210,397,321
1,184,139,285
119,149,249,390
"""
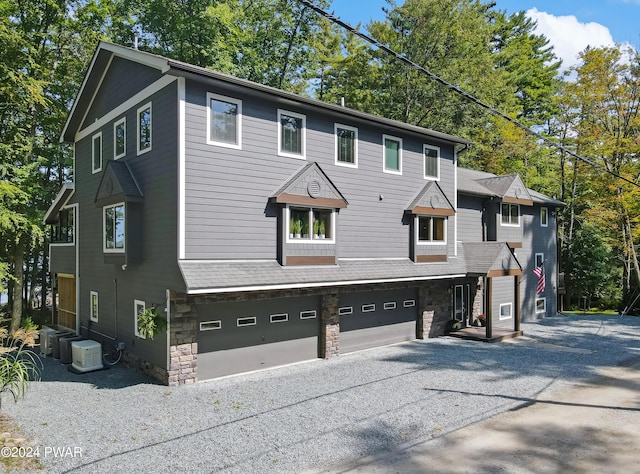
95,160,144,265
475,174,532,248
270,162,348,266
406,181,455,263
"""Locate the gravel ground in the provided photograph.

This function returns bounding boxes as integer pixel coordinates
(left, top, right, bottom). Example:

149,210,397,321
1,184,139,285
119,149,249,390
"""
3,314,640,473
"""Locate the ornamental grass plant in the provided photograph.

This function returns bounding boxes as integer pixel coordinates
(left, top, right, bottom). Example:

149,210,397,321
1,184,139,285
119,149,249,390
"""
0,319,42,410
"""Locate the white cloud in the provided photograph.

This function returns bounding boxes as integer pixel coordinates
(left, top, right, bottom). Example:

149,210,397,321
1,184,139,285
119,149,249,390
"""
526,8,616,71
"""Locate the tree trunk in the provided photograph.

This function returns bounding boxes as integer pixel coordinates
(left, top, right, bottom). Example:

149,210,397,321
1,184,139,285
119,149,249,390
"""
10,246,24,333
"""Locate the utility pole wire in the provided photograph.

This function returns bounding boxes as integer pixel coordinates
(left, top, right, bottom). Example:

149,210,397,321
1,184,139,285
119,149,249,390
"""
297,0,640,189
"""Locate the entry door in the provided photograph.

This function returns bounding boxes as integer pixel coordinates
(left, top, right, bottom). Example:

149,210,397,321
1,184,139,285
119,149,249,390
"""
454,284,470,324
57,275,76,330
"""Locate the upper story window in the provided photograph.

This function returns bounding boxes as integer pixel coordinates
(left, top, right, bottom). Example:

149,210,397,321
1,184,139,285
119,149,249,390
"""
383,135,402,175
540,207,548,227
417,216,446,244
114,117,126,159
103,202,125,253
137,102,152,155
278,109,305,159
335,124,357,167
207,92,242,149
92,132,102,174
501,203,520,226
287,207,334,243
424,144,440,180
51,207,74,244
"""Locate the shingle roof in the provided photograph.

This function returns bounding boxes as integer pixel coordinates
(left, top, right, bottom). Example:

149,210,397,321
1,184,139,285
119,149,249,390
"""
178,241,521,294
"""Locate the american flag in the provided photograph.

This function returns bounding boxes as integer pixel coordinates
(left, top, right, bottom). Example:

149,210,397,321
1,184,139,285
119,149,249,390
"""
533,265,545,294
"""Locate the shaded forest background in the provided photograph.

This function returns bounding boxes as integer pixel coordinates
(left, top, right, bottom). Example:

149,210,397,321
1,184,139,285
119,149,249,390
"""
1,0,639,330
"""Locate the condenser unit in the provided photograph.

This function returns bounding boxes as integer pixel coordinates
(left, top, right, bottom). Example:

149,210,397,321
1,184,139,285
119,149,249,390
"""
39,327,58,356
71,340,103,373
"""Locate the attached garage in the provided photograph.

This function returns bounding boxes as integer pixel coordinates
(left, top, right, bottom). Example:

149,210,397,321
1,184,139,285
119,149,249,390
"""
196,295,320,380
339,288,418,353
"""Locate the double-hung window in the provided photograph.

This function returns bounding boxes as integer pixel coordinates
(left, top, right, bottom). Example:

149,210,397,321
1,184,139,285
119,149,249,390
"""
417,216,446,244
424,144,440,180
137,102,152,155
383,135,402,174
207,92,242,148
335,124,357,167
134,300,146,339
278,110,305,158
501,203,520,226
540,207,548,227
288,207,334,242
92,132,103,173
103,203,125,253
114,117,126,159
90,291,99,323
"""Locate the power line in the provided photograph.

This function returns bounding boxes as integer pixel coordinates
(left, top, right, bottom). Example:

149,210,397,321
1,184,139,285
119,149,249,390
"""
297,0,640,189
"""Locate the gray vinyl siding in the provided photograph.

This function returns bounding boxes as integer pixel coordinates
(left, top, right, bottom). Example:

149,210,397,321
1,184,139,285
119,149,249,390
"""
518,205,558,320
49,244,75,275
82,56,163,128
74,79,182,369
491,276,515,329
183,78,457,260
457,195,484,242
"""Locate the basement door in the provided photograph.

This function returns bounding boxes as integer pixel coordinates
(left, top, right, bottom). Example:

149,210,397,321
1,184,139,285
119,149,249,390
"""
195,295,320,380
57,274,76,330
339,288,418,353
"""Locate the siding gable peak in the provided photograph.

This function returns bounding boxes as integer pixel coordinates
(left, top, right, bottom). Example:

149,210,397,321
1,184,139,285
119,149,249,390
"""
475,174,533,206
406,181,455,216
270,162,348,209
95,160,144,207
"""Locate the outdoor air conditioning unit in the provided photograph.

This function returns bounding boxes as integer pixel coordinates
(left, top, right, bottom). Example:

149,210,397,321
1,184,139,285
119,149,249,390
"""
39,327,58,356
71,340,103,373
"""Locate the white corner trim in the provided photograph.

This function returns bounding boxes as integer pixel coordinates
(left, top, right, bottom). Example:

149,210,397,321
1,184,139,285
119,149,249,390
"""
178,77,186,260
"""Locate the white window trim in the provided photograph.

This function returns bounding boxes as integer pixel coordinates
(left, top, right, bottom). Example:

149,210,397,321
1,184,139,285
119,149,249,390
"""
403,300,416,308
200,320,221,331
90,291,99,323
423,144,440,181
382,134,403,175
270,313,289,323
92,132,103,174
540,207,549,227
535,253,544,268
335,123,358,168
113,117,126,160
278,109,306,159
362,304,376,313
384,302,397,310
206,92,242,149
300,310,317,320
237,316,257,327
416,215,447,246
536,297,547,313
285,206,336,244
137,102,152,155
500,203,521,227
134,299,146,339
499,302,513,320
339,307,353,315
103,202,126,253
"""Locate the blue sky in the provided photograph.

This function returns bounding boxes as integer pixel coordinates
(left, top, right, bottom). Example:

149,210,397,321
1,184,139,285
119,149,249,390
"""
329,0,639,70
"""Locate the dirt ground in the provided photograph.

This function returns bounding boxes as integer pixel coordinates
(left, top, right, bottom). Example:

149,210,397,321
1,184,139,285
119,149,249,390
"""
317,355,640,473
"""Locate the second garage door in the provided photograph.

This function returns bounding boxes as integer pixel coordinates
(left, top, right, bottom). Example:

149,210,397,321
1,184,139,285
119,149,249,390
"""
196,295,320,380
339,288,418,353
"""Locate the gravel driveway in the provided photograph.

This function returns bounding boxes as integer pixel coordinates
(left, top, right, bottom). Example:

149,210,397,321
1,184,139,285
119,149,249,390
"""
3,314,640,473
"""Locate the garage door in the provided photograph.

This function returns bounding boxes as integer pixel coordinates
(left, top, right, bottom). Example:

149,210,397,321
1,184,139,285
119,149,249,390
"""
339,288,418,353
196,295,320,380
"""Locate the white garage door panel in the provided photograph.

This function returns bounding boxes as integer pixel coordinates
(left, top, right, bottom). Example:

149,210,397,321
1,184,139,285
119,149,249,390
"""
340,321,416,354
198,336,318,380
